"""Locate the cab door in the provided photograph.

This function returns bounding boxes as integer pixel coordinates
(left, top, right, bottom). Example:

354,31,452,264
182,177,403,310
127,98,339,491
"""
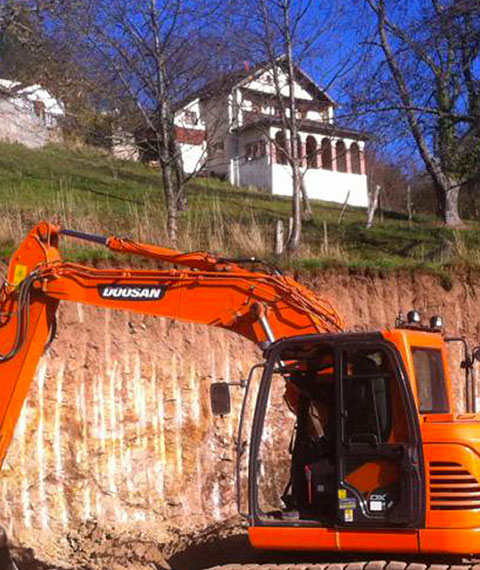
336,341,424,528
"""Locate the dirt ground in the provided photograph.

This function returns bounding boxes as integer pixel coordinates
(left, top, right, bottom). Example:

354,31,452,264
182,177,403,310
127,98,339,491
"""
2,267,480,568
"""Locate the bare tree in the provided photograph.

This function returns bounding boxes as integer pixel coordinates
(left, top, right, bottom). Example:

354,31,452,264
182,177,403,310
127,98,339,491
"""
257,0,318,250
267,1,312,250
353,0,480,226
228,0,334,251
71,0,221,243
5,0,223,243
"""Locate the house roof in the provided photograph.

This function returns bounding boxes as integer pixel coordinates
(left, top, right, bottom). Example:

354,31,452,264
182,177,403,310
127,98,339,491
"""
0,78,65,115
173,58,336,111
233,116,369,141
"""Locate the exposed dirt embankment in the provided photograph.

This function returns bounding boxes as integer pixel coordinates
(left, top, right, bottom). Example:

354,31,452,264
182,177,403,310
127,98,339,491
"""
1,268,480,568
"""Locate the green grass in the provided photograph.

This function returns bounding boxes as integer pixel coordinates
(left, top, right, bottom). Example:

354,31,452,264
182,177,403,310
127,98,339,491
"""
1,141,480,275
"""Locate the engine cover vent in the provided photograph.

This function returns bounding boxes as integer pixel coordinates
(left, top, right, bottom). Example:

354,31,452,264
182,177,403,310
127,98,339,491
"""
429,461,480,511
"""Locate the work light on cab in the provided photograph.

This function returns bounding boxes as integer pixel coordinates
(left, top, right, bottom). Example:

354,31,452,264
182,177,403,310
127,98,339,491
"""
430,315,443,330
407,309,421,324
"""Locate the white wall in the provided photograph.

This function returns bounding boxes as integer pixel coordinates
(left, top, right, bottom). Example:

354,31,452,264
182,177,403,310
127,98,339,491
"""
234,71,334,129
175,99,208,174
271,165,368,208
180,142,207,174
306,109,330,123
174,99,205,130
0,97,60,148
244,69,313,100
267,127,368,207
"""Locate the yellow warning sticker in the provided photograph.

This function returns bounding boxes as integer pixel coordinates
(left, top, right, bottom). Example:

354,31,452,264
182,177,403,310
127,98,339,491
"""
13,264,27,286
344,509,353,522
338,489,347,499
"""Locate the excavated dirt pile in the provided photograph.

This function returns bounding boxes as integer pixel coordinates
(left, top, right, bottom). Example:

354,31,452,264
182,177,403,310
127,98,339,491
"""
1,268,480,569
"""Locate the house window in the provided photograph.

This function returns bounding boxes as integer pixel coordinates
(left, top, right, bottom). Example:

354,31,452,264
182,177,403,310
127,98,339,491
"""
213,141,224,155
243,99,253,111
33,100,46,122
336,140,347,172
275,131,288,165
246,142,257,161
295,109,305,120
350,142,362,174
306,136,318,168
184,110,198,125
321,138,332,170
246,140,266,161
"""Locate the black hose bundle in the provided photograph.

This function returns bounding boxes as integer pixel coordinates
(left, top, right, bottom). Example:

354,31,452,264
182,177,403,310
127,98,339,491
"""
0,271,38,362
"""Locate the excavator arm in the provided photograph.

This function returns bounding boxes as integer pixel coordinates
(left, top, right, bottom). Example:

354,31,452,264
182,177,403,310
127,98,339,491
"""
0,221,343,468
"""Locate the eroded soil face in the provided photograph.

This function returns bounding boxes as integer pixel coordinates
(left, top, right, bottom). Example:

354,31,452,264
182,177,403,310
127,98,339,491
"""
1,269,479,568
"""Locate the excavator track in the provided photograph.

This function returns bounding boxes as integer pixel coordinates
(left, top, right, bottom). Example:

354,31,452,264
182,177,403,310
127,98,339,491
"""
205,562,480,570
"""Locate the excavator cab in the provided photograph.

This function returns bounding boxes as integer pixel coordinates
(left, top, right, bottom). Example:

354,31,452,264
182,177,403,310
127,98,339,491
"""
246,333,424,531
235,318,480,555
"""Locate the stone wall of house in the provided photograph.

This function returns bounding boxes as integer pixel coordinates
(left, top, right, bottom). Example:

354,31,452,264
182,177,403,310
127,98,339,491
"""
0,97,62,149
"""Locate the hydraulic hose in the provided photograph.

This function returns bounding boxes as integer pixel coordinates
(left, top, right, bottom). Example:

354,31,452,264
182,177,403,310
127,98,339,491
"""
0,271,38,362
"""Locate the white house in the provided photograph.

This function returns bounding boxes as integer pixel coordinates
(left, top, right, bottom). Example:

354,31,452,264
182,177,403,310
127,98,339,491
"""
0,79,65,148
173,61,369,208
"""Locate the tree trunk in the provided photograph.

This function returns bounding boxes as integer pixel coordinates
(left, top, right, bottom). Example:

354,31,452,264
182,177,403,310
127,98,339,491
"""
444,185,462,226
283,1,302,251
300,178,313,221
366,184,381,229
166,201,178,243
436,177,462,226
169,127,188,211
274,219,285,255
370,2,465,227
161,161,178,244
287,162,302,251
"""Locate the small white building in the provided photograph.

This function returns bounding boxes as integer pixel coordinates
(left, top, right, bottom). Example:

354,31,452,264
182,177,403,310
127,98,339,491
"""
174,61,369,208
0,79,65,148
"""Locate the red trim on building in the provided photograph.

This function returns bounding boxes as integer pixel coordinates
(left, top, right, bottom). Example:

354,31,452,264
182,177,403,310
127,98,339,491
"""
175,126,206,145
359,150,366,175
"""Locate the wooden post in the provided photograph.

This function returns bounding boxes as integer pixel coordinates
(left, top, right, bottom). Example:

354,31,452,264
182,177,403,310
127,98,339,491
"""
274,219,285,255
366,184,381,229
379,190,384,224
287,217,294,243
337,190,351,224
323,220,329,255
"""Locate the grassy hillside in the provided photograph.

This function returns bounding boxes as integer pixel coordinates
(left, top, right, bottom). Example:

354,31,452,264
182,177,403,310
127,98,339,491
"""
1,142,479,275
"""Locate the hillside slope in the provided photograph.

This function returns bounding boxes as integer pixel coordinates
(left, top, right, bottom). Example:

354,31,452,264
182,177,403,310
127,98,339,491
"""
1,142,479,271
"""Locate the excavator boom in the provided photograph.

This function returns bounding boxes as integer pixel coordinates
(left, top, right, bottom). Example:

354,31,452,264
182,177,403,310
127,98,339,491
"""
0,221,342,468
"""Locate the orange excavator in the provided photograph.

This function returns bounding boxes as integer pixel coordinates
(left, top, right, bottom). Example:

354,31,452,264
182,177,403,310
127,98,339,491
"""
1,221,480,568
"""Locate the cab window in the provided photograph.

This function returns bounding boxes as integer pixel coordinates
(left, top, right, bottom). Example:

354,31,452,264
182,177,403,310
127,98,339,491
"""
411,348,449,413
342,349,393,444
